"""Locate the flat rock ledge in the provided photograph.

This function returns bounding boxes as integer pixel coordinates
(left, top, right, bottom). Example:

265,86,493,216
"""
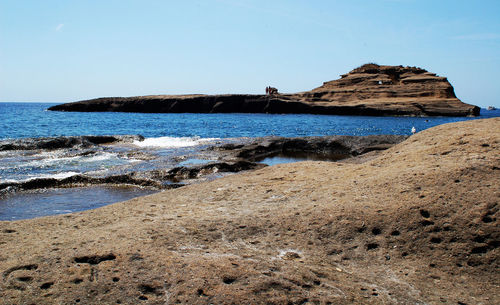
48,64,480,117
215,134,408,162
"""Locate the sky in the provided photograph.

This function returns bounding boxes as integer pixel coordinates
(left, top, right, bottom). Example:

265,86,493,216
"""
0,0,499,107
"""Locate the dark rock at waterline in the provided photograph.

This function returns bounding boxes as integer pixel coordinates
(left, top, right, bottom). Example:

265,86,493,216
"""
215,135,408,162
0,135,144,151
48,64,480,117
0,173,181,195
154,161,267,182
0,162,264,194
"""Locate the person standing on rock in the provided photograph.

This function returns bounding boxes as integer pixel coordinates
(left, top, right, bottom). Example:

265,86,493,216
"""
266,86,269,95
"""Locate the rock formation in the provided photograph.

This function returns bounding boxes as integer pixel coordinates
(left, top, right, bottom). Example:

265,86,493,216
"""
293,64,479,116
216,134,408,162
48,64,480,116
0,135,143,151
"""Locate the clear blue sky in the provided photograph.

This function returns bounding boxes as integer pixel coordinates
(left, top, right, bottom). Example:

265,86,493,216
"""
1,0,499,107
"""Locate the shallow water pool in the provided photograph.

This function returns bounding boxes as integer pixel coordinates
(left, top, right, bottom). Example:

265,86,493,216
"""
0,186,158,221
260,152,348,166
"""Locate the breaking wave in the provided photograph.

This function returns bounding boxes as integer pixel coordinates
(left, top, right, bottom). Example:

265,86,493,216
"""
1,171,80,184
26,171,80,181
133,136,219,148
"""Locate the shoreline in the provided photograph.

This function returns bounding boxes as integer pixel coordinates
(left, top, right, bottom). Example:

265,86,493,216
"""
0,118,498,304
1,134,406,220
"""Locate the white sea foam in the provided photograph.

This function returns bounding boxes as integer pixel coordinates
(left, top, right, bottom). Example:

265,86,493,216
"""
124,158,142,163
53,210,74,213
133,136,219,148
24,156,80,168
81,153,117,163
20,152,119,168
1,171,81,183
28,171,80,180
1,178,20,183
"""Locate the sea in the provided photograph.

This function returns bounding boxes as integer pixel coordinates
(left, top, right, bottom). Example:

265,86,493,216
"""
1,102,499,220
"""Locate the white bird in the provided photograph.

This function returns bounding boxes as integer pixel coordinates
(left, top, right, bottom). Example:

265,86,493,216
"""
411,126,416,134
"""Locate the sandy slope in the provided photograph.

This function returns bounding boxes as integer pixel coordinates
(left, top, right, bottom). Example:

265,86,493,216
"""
0,118,498,304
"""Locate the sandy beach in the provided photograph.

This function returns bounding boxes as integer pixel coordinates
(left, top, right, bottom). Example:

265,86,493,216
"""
0,118,498,304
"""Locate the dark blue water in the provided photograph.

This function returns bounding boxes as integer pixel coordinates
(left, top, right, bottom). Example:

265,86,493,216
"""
2,102,498,139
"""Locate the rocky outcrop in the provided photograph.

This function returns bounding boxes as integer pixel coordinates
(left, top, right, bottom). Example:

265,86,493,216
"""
0,174,178,195
0,135,143,151
294,64,480,116
0,162,266,195
48,64,480,116
0,162,267,195
151,161,267,182
214,134,408,162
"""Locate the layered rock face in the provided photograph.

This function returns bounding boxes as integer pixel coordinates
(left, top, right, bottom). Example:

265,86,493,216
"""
293,64,479,116
48,64,480,116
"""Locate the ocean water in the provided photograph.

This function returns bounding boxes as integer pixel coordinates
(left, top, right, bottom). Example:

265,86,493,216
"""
2,102,499,140
1,102,498,220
